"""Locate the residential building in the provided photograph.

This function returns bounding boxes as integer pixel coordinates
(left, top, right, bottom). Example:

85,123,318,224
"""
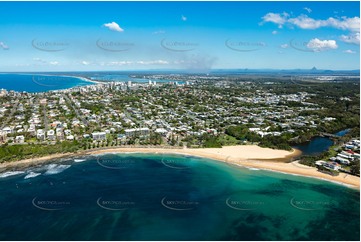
125,128,150,137
37,129,45,141
47,130,55,141
15,135,25,144
92,132,106,140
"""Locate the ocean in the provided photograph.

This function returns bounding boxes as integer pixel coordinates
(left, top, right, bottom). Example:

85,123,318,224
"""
0,73,92,92
0,73,183,93
0,153,359,240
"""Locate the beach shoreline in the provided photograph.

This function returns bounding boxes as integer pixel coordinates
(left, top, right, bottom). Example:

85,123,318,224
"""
0,145,359,188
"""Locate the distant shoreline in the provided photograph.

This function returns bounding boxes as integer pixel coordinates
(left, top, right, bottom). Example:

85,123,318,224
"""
71,75,103,85
0,73,100,93
0,145,359,189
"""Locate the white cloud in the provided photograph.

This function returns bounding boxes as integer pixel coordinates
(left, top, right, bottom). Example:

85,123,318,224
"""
103,22,124,32
288,15,325,29
33,57,47,63
0,42,9,50
340,32,360,44
306,38,338,52
49,61,59,65
181,15,187,21
328,17,360,32
289,15,359,30
261,12,360,32
106,60,169,66
107,61,132,66
33,58,59,65
304,7,312,13
343,49,356,54
81,61,90,65
136,60,169,65
272,30,278,35
280,43,288,49
261,12,288,28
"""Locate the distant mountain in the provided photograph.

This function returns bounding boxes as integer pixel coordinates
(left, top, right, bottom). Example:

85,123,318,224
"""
209,68,360,76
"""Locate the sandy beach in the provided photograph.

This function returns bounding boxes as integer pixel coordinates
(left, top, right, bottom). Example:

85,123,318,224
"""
0,145,359,188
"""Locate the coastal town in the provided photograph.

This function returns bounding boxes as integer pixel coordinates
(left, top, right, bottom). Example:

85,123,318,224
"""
0,76,359,177
0,1,360,241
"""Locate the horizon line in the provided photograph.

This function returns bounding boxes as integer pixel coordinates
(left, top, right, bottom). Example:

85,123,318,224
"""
0,68,360,73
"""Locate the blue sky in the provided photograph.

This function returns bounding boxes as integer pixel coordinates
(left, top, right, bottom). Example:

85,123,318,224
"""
0,1,359,71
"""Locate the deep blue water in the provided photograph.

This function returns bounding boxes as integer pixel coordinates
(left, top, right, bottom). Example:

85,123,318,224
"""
335,129,350,137
0,73,92,92
0,153,359,240
295,129,350,156
295,137,334,156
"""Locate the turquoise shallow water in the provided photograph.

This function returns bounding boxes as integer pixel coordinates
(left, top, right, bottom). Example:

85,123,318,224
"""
0,153,359,240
